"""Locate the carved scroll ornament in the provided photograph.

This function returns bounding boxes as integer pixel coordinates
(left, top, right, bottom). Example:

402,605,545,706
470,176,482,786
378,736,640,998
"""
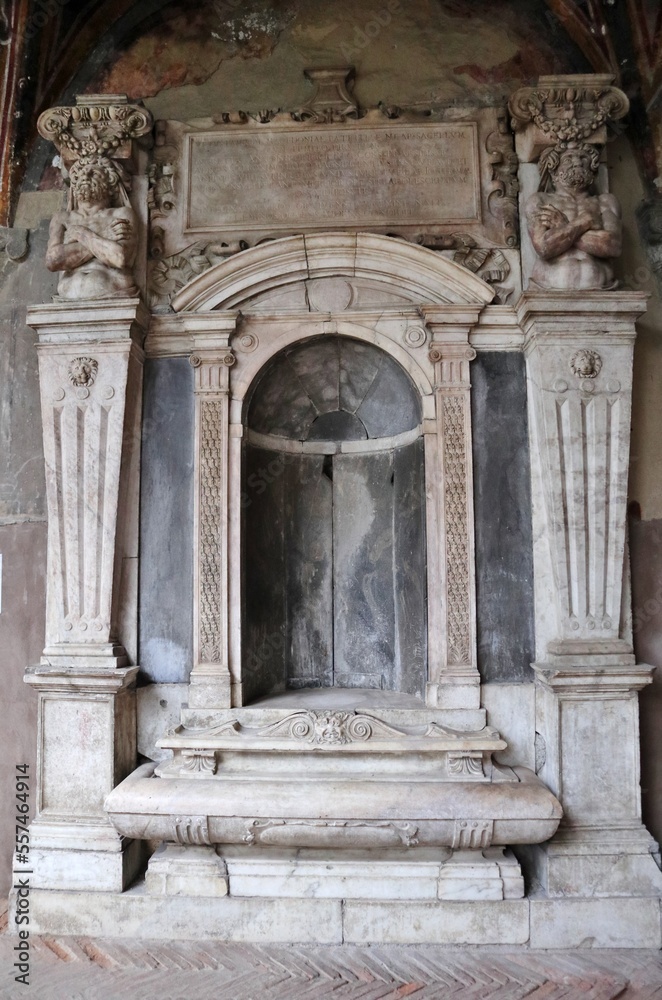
37,97,152,167
508,81,628,147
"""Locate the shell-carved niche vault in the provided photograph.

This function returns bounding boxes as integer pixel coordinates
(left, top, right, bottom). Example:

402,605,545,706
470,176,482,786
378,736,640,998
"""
15,75,662,946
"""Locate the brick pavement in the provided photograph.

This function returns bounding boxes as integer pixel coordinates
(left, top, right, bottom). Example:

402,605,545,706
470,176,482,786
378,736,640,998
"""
1,905,661,999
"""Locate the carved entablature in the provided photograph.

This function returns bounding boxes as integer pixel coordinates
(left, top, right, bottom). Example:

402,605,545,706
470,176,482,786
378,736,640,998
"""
146,70,521,309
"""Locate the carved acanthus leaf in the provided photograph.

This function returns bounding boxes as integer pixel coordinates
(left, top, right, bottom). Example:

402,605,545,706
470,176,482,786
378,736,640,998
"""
448,752,485,777
181,749,217,775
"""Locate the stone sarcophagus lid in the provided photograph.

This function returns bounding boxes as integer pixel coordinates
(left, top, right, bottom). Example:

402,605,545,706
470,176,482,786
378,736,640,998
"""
107,709,561,880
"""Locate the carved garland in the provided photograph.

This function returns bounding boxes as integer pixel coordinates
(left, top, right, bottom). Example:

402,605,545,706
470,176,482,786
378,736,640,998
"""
508,83,629,148
37,99,153,165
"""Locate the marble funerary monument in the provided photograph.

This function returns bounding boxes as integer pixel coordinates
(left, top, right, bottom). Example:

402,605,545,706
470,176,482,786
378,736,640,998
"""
14,70,662,946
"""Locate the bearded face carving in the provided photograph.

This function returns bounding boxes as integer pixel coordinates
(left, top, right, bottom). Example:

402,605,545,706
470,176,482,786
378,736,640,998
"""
45,155,139,301
525,142,622,291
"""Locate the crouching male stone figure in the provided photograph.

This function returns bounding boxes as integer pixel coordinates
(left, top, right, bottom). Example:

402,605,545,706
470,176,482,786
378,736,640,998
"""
46,157,138,300
526,142,621,290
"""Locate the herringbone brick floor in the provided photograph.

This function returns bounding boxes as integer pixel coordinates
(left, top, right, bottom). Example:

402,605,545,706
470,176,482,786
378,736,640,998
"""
2,907,661,999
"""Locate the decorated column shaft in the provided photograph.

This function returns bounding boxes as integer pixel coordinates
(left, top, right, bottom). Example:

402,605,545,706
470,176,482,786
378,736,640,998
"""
22,96,152,891
510,76,662,898
188,317,238,710
421,306,482,710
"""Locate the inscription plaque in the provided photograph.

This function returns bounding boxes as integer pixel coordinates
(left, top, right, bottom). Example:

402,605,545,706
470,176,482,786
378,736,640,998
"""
185,122,480,234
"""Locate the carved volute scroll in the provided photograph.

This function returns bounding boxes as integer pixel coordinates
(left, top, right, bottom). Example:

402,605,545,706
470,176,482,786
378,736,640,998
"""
37,95,153,168
508,76,629,162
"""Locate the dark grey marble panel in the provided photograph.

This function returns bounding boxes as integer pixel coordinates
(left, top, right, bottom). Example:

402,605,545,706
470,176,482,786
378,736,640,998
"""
471,353,535,683
333,450,396,688
284,455,333,689
392,439,427,699
242,445,287,702
139,358,194,683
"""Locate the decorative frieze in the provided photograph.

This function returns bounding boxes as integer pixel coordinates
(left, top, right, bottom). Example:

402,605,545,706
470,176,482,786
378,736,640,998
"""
243,819,420,849
158,713,505,753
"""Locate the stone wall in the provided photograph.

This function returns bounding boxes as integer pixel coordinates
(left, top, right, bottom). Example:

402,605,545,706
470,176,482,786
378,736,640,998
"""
0,219,58,894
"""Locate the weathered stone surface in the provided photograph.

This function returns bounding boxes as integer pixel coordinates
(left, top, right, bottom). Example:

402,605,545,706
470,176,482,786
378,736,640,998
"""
10,54,662,944
186,120,480,234
529,897,662,949
343,898,530,944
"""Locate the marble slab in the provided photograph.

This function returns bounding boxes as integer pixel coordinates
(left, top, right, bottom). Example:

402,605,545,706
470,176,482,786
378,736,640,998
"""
185,122,480,234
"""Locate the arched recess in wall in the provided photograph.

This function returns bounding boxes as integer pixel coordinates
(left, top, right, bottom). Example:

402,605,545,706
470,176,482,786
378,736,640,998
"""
170,232,494,707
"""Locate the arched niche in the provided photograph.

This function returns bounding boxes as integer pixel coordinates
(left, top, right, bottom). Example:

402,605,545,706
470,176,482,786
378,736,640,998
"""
242,335,427,703
171,233,493,714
